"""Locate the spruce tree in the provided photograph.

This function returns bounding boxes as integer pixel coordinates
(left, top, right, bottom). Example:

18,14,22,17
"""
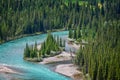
24,43,30,58
69,29,73,38
34,42,38,57
60,37,62,47
77,26,81,39
73,29,77,39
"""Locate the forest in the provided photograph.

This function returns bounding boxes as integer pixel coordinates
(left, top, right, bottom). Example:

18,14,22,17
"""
0,0,120,80
67,0,120,80
1,0,119,43
0,0,88,43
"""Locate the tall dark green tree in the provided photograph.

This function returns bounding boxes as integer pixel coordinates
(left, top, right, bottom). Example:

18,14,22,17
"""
24,43,30,58
76,26,81,39
73,29,77,39
69,29,73,38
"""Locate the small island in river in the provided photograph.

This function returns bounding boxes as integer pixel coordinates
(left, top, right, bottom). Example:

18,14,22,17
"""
23,32,83,80
23,32,65,62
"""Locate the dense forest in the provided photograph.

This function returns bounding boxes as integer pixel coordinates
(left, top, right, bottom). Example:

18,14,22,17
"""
0,0,88,43
68,0,120,80
74,23,120,80
1,0,119,43
24,32,65,61
0,0,120,80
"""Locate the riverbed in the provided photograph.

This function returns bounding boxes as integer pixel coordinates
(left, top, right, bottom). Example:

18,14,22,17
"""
0,31,72,80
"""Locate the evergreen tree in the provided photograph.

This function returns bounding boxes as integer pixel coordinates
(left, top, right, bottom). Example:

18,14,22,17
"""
24,43,30,58
34,42,38,57
69,29,73,38
63,40,66,47
73,29,77,39
60,37,62,47
57,36,60,46
76,26,81,39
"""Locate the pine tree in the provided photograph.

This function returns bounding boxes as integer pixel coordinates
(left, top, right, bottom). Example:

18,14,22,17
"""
24,43,30,58
69,29,73,38
73,29,77,39
77,26,81,39
57,36,60,46
60,37,62,47
63,40,66,47
34,42,38,57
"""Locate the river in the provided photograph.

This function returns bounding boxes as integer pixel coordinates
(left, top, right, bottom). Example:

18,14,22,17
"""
0,31,71,80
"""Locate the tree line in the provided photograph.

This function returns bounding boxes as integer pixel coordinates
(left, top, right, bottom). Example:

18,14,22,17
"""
0,0,88,43
1,0,118,43
67,0,120,80
75,21,120,80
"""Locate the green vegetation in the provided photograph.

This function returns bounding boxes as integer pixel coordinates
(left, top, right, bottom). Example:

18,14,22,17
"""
40,33,60,57
24,42,39,61
75,22,120,80
69,28,82,42
0,0,108,44
64,0,88,6
24,32,65,61
1,0,120,79
67,0,120,80
0,0,88,43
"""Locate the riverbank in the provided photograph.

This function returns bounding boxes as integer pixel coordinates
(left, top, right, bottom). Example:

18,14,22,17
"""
56,64,83,80
0,31,76,80
0,28,66,45
39,50,83,80
37,37,83,80
0,65,20,74
40,51,75,64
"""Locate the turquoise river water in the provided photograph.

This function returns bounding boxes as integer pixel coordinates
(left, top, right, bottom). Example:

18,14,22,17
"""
0,31,71,80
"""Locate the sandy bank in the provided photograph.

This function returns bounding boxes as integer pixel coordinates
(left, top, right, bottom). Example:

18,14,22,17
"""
68,42,80,50
67,38,87,49
56,64,83,80
40,51,75,64
39,51,83,80
37,44,41,50
38,38,83,80
0,65,20,74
